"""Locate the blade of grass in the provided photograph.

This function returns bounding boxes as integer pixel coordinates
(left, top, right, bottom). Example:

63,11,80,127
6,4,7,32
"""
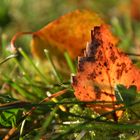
124,15,133,37
2,89,67,140
0,94,17,102
3,75,35,100
10,82,34,100
13,58,31,82
52,119,140,140
44,49,62,83
18,48,49,84
34,107,58,140
64,52,76,73
0,101,32,110
0,54,18,65
75,130,86,140
40,49,67,111
13,58,45,99
45,89,67,112
111,17,124,37
19,119,26,140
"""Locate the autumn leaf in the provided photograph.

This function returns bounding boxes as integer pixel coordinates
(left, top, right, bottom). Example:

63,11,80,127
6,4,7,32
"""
131,0,140,21
31,10,104,59
72,24,140,120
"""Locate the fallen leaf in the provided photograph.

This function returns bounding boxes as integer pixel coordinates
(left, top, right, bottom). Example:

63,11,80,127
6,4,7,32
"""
31,9,104,59
131,0,140,21
72,24,140,120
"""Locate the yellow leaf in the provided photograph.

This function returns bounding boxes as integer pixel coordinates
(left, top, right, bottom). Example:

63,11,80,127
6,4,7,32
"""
31,9,104,59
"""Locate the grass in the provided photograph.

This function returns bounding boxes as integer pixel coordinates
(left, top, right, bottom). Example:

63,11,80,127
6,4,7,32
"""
1,2,140,140
1,42,140,140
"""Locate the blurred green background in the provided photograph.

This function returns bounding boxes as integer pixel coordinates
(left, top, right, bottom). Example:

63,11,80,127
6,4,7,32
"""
3,0,140,58
0,0,130,37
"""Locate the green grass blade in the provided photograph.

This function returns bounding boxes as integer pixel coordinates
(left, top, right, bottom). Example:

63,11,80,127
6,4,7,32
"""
0,54,17,65
44,49,62,83
34,107,58,140
14,58,45,99
64,52,76,73
18,48,49,84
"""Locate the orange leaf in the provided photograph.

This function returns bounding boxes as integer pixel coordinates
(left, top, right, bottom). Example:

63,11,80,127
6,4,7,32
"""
72,24,140,120
131,0,140,21
31,10,104,59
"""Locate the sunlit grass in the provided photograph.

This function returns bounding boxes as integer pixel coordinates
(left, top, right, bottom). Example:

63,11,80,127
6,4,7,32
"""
1,1,140,139
1,35,140,140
